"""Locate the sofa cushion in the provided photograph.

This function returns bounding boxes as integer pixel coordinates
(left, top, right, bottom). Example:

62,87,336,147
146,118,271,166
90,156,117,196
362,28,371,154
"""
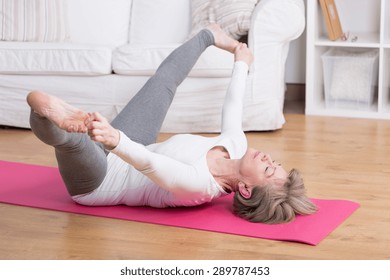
128,0,191,44
66,0,132,47
190,0,259,39
112,44,234,77
0,42,112,75
0,0,68,42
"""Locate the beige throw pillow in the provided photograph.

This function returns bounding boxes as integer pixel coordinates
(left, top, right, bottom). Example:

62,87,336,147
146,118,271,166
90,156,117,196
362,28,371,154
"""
190,0,259,39
0,0,68,42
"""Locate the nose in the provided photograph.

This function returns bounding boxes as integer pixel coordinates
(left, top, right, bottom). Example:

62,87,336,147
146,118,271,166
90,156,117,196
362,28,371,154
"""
261,153,273,164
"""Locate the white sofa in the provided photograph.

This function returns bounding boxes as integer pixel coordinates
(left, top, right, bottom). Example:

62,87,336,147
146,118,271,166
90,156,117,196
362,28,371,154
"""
0,0,305,133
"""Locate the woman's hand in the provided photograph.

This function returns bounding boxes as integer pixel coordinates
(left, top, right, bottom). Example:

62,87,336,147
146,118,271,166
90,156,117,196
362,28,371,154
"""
85,112,120,150
234,43,253,66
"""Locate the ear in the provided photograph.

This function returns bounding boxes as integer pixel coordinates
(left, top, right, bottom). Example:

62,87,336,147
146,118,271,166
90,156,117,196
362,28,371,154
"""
238,181,252,199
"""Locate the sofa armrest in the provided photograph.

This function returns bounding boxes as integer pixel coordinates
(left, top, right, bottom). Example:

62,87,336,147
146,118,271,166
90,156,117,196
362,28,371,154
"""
249,0,305,44
247,0,305,108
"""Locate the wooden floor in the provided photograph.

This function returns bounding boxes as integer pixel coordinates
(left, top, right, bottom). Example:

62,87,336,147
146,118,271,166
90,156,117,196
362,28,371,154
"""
1,114,389,260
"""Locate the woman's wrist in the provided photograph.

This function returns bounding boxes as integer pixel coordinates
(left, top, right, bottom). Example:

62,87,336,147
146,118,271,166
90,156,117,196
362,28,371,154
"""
105,129,121,150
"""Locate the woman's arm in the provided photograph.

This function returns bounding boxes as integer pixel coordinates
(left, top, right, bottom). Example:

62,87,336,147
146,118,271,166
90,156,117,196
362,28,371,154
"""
112,131,205,195
221,44,253,133
86,113,206,195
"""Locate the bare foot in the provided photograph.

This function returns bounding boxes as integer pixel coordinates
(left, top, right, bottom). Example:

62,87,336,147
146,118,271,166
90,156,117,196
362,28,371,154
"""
206,23,239,53
27,91,88,133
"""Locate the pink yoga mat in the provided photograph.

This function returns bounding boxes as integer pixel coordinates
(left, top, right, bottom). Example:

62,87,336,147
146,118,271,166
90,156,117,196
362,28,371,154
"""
0,160,359,245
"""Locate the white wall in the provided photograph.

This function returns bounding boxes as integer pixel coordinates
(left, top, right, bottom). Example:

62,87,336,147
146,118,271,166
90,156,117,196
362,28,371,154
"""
285,0,307,84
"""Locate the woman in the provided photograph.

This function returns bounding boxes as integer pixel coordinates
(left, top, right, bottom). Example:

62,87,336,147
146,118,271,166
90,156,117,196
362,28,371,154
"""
27,24,317,224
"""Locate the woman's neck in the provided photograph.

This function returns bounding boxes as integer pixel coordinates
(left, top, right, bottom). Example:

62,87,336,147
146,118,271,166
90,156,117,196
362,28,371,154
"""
209,157,241,192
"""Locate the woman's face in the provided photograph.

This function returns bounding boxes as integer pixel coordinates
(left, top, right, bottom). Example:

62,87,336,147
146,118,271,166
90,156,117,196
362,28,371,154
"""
239,148,288,188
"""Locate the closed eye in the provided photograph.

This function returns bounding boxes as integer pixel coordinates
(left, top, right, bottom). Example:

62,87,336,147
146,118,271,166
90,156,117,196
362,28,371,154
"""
265,166,276,177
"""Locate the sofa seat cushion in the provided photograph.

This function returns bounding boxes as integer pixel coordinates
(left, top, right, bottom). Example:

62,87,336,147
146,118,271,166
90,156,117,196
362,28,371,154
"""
112,44,234,77
0,42,112,75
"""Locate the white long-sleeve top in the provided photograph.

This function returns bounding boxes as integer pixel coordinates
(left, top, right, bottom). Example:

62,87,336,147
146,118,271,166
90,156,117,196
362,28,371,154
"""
72,61,249,208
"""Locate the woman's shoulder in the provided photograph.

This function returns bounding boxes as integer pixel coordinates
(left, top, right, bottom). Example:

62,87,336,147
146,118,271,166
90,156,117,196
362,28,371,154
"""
218,131,247,159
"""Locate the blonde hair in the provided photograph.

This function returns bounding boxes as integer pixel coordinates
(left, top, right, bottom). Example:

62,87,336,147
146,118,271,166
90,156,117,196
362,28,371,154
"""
233,169,317,224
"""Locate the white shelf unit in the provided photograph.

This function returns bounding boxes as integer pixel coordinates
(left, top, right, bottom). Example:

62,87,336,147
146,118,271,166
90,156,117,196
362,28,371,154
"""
306,0,390,119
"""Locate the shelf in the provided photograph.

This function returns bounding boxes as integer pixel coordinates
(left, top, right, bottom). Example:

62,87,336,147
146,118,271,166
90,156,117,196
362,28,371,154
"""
315,33,380,48
384,0,390,44
380,48,390,113
306,0,390,120
305,107,390,120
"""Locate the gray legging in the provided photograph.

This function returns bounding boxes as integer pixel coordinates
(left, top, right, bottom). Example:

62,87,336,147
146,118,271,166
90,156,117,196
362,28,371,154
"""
29,29,215,196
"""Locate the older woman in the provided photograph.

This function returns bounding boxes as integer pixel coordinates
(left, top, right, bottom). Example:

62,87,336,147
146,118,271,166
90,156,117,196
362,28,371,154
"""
27,24,317,224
